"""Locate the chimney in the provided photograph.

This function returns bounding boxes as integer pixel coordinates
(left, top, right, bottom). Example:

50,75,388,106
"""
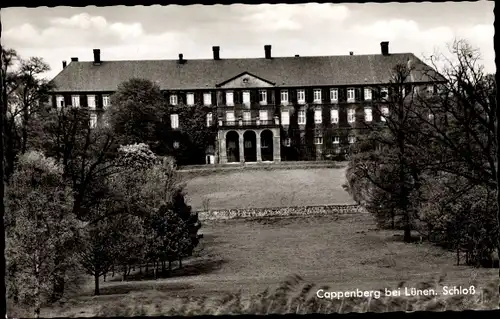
349,51,354,56
93,49,101,65
213,46,220,60
381,41,389,56
264,45,272,59
62,61,67,69
295,54,300,57
71,57,78,62
178,53,185,64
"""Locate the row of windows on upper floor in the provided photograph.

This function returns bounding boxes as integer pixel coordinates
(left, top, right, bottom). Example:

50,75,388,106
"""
169,106,394,129
55,94,111,108
55,85,437,108
168,85,436,106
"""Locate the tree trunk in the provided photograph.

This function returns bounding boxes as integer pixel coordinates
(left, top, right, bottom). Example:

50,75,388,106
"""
94,273,100,296
122,265,127,282
127,265,131,276
145,262,148,276
103,273,106,282
111,264,115,277
0,52,7,319
153,262,157,280
178,257,183,269
162,261,166,276
34,260,41,319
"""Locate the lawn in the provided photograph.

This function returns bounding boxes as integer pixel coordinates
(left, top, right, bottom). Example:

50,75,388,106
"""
182,167,355,211
36,212,498,317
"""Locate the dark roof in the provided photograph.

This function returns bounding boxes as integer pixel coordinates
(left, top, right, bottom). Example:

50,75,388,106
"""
50,53,445,93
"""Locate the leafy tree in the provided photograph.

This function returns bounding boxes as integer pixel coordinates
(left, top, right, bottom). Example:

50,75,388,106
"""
5,151,81,317
169,104,217,165
107,78,167,153
347,63,428,242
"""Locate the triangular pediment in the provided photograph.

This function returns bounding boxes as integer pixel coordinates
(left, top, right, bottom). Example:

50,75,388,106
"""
217,72,275,89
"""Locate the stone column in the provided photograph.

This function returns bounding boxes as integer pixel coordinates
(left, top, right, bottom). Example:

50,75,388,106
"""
219,131,227,164
273,128,281,163
239,131,245,163
256,130,262,162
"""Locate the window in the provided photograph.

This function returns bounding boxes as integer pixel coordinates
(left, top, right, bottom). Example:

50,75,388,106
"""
226,91,234,106
170,94,178,105
314,136,323,145
259,110,268,121
226,110,235,124
381,106,389,121
364,88,372,101
348,136,356,144
427,85,434,95
281,110,290,125
284,138,291,147
298,108,306,125
203,93,212,106
173,141,180,149
206,112,213,127
170,114,179,129
56,95,64,108
71,95,80,107
347,89,355,103
331,109,339,124
186,93,195,106
87,95,96,109
314,109,322,124
330,88,338,103
243,111,251,122
364,107,373,122
242,91,251,106
381,87,389,100
297,89,306,104
259,90,267,105
280,90,289,105
313,89,322,103
89,113,97,128
333,136,340,144
102,95,110,108
347,108,356,123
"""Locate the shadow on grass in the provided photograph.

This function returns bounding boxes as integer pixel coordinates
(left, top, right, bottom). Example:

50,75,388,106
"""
96,281,194,296
107,259,228,283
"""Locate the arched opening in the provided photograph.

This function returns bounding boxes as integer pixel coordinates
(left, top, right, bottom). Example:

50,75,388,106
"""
243,131,257,162
261,129,274,162
226,131,240,163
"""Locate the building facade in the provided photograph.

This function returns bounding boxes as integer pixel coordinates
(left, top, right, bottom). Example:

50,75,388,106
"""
49,42,442,164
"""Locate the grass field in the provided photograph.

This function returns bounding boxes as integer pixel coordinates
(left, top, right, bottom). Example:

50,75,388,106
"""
182,167,355,211
33,212,498,317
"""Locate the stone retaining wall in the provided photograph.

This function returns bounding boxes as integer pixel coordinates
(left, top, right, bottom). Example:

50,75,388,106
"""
198,204,366,221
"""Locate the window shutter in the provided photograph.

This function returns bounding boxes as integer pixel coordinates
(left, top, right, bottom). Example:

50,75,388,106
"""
269,89,274,105
337,88,344,103
79,94,86,107
250,89,257,104
306,88,314,104
179,92,186,105
339,106,346,125
96,93,103,109
290,88,297,105
233,90,239,104
355,88,361,102
323,88,329,103
51,95,56,108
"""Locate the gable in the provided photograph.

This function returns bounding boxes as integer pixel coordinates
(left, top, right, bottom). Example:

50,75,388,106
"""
217,72,275,89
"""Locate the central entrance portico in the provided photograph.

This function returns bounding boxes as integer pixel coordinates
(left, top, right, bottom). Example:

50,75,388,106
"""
218,128,281,164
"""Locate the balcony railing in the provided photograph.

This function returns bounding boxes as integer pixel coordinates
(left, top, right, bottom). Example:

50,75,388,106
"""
219,118,279,127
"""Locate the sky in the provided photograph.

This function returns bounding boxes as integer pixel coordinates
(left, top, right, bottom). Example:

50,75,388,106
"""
2,2,495,80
